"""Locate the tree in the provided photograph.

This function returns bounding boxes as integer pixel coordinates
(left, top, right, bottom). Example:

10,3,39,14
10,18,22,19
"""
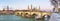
50,0,58,12
58,8,60,12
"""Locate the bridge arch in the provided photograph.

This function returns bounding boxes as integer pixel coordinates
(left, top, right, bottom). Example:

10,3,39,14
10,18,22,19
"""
25,13,28,15
32,13,37,15
31,13,37,18
42,14,50,19
15,12,20,15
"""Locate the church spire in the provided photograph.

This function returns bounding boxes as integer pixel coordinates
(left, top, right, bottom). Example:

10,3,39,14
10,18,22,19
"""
39,6,40,11
28,5,29,10
28,4,32,11
7,5,9,10
30,4,32,10
30,4,32,11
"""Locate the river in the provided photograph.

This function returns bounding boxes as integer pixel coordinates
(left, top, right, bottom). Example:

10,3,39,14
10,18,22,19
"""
0,14,50,21
0,15,34,21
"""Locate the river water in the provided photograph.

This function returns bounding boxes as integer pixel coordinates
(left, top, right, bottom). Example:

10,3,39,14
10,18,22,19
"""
0,15,34,21
0,15,50,21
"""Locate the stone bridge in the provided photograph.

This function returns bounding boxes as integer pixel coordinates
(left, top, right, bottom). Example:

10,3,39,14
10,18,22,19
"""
14,11,51,18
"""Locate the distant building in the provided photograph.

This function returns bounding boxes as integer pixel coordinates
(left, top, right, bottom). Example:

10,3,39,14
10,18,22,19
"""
0,6,14,14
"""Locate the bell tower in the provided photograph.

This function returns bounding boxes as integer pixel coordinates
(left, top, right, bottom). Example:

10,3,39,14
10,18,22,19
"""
7,6,9,11
28,4,32,11
6,5,10,13
38,6,40,11
30,4,32,11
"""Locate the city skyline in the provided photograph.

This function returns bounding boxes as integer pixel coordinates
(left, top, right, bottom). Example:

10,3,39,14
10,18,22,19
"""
0,0,53,11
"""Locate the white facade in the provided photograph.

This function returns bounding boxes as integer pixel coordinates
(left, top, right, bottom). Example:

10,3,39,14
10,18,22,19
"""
49,13,60,21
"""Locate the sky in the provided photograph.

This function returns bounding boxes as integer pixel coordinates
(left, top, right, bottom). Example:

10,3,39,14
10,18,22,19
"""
0,0,53,11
